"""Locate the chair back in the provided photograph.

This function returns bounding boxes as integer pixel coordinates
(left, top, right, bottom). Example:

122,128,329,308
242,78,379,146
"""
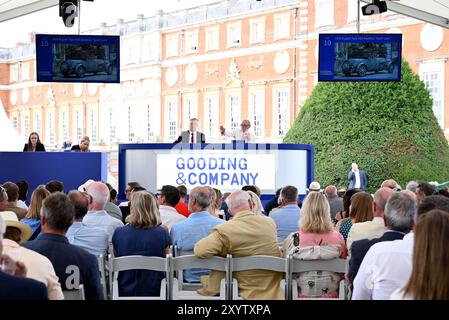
288,256,348,300
168,254,232,300
63,284,85,300
97,255,108,299
230,255,288,299
109,255,169,300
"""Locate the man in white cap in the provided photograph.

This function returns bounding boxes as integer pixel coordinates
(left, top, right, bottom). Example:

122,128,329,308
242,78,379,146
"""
0,215,48,300
1,211,63,299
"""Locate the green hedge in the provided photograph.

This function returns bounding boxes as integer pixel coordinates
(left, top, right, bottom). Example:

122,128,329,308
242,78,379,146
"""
284,60,449,193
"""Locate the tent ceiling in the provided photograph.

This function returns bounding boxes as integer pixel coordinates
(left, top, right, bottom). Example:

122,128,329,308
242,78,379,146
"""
360,0,449,28
1,1,449,28
0,0,58,23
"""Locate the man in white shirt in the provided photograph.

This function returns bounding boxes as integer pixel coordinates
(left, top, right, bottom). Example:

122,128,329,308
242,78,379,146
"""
347,187,394,254
158,185,186,231
174,118,206,144
82,182,124,246
220,119,255,142
352,192,416,300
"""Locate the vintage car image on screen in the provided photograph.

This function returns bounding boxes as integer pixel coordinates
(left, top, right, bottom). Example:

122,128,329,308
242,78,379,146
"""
341,56,394,77
59,58,113,78
338,43,396,77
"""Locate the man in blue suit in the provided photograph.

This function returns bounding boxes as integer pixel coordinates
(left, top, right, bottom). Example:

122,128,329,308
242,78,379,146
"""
348,162,367,191
0,215,48,300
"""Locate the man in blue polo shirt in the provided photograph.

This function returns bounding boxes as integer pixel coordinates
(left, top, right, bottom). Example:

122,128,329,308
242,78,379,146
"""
170,186,224,283
269,185,301,243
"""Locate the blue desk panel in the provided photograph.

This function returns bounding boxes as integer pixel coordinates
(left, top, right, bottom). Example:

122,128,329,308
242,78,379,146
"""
0,152,108,203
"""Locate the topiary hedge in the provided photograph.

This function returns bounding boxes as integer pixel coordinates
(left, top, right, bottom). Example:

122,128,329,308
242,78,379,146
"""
284,60,449,193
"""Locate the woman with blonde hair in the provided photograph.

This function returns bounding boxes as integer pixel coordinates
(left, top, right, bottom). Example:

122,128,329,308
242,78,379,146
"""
284,191,347,298
247,190,265,216
21,187,50,240
391,209,449,300
112,191,170,297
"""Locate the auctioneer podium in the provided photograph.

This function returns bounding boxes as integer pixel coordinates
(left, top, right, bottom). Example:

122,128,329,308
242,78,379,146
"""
118,142,314,199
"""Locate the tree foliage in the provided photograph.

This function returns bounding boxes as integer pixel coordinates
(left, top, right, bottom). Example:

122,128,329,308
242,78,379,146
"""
284,60,449,192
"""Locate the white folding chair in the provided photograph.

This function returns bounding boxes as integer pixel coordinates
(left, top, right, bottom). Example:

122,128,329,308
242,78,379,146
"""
109,255,169,300
63,284,86,300
97,255,108,299
172,246,203,291
230,255,288,300
168,254,231,300
288,256,348,300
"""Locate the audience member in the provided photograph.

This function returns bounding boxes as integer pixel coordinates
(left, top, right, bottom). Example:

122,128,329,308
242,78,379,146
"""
337,187,347,198
307,181,323,193
336,192,373,242
213,188,224,218
342,188,362,219
0,186,8,212
247,190,265,216
406,181,419,193
1,211,63,299
2,182,28,219
23,132,46,152
118,181,141,208
158,185,186,231
283,192,347,298
391,209,449,300
220,192,231,220
112,191,170,297
45,180,64,194
264,188,282,215
82,182,124,246
104,183,123,221
381,179,400,190
0,215,48,300
415,182,436,204
195,190,283,300
21,187,51,240
348,192,415,283
15,180,29,210
110,188,118,204
352,192,418,300
175,185,191,217
71,136,90,152
171,186,224,283
241,185,261,197
325,185,344,222
269,185,301,243
66,191,109,257
346,187,394,254
24,192,104,300
206,186,220,218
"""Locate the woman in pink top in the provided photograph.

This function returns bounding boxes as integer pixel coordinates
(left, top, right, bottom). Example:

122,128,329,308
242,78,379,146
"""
283,191,347,298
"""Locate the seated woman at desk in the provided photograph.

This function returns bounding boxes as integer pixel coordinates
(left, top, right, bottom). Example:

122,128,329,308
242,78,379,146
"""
23,132,46,152
71,136,90,152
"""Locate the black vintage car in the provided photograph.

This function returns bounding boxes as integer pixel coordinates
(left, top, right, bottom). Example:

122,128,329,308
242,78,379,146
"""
341,55,395,77
59,58,113,78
